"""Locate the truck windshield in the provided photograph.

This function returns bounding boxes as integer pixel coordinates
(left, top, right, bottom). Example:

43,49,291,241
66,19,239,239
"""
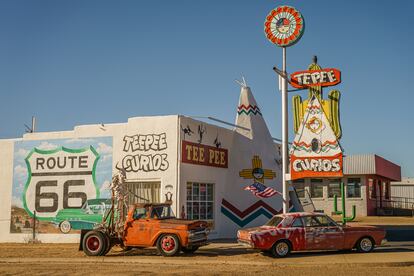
151,206,175,219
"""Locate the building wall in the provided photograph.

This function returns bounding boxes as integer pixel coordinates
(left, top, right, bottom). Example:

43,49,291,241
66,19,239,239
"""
295,176,367,217
0,115,179,243
391,177,414,199
0,113,286,241
177,116,284,239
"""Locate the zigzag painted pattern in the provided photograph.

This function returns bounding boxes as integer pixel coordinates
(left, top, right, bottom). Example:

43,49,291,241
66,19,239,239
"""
237,104,262,116
221,199,279,227
292,140,339,153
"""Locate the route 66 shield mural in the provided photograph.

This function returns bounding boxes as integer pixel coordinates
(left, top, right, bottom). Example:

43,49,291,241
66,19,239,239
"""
10,137,112,233
23,146,99,220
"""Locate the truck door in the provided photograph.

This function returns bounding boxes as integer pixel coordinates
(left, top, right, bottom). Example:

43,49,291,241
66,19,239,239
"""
123,207,151,246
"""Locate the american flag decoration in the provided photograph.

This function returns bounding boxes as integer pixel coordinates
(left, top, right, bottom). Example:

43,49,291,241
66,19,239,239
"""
244,182,281,198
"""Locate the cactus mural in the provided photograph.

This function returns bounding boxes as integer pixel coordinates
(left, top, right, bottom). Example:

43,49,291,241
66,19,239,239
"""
333,182,356,224
292,56,342,139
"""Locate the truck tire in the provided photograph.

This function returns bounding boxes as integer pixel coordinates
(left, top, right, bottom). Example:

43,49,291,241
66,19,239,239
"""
82,231,106,256
102,233,112,255
157,234,181,257
182,246,199,254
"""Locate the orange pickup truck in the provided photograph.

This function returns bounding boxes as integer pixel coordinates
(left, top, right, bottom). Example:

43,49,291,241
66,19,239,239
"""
80,203,209,256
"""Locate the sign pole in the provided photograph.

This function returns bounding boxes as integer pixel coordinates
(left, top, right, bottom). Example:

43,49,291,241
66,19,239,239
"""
282,47,289,214
264,5,305,214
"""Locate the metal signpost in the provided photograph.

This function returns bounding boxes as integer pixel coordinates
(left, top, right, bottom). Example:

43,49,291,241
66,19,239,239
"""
264,6,305,213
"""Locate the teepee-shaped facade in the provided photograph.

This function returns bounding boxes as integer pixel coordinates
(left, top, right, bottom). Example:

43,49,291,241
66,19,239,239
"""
290,95,343,180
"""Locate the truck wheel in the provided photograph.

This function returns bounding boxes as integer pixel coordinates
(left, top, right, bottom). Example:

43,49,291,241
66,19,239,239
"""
356,237,374,253
157,234,181,256
102,233,112,255
271,240,291,258
59,221,71,234
83,231,106,256
182,246,199,254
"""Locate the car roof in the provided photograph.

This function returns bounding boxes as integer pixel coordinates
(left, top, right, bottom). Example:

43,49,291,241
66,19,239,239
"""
278,212,327,218
87,198,112,205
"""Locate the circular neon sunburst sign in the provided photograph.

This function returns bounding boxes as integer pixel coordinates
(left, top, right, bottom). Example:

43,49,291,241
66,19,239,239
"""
264,6,305,47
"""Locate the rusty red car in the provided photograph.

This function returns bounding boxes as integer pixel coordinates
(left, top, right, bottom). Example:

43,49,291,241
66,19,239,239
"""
237,212,386,258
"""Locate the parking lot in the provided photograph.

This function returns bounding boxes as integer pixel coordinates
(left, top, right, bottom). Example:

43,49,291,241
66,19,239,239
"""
0,241,413,275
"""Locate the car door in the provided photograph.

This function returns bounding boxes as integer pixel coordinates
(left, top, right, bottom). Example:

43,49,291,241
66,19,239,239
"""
313,215,344,250
303,215,344,250
288,217,306,251
303,216,325,250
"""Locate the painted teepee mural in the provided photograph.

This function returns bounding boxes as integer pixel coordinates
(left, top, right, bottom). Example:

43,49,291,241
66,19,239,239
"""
290,94,343,180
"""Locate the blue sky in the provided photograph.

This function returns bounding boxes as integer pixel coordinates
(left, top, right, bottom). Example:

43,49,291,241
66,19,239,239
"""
0,0,413,177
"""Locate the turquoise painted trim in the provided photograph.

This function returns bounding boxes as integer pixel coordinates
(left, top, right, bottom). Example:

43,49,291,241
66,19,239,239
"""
237,109,262,116
221,207,273,227
22,146,101,221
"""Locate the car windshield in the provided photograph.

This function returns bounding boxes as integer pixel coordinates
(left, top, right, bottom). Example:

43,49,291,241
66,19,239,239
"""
151,205,175,219
265,216,284,227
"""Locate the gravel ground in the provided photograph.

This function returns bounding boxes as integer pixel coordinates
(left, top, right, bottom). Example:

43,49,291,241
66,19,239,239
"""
0,243,413,275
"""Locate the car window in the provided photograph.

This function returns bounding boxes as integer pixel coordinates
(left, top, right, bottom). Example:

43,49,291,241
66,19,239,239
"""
265,216,284,227
291,217,304,228
133,208,147,220
90,205,103,214
303,215,338,227
314,215,338,227
302,216,322,227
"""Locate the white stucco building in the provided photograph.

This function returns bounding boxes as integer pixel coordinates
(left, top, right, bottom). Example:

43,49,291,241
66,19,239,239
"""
0,85,295,242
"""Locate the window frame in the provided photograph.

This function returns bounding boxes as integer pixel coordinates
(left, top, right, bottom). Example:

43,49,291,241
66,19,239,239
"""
310,179,324,198
347,178,362,198
328,178,341,198
186,182,214,221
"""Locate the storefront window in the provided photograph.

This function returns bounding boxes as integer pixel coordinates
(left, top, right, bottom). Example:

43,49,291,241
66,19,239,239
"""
328,179,341,198
292,179,305,198
347,178,361,198
186,182,214,220
310,179,323,198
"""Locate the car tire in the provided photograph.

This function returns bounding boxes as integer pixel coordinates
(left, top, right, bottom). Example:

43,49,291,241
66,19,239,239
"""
181,246,199,254
157,234,181,257
82,231,106,256
356,237,375,253
271,240,291,258
59,220,71,234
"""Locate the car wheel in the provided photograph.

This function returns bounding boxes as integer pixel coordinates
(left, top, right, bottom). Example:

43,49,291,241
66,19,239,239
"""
82,231,106,256
271,240,291,258
182,246,199,254
59,220,71,234
157,234,181,257
356,237,374,253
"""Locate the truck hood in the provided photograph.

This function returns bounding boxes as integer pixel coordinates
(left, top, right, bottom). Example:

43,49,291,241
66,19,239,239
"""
159,219,208,229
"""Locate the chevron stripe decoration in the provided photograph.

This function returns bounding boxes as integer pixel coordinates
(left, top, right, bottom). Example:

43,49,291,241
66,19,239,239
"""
237,104,262,116
220,199,280,227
